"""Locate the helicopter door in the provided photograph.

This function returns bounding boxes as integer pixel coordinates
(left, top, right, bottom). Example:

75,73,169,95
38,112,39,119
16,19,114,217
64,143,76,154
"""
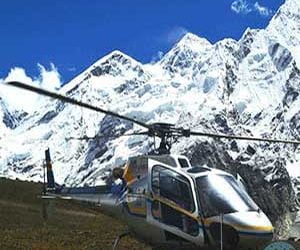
147,163,204,245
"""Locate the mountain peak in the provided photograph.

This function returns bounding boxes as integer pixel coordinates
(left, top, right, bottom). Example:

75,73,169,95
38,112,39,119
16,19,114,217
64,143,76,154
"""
61,50,143,94
240,28,260,41
272,0,300,19
158,32,213,75
284,0,300,8
177,32,212,48
266,0,300,49
90,50,145,78
100,50,135,62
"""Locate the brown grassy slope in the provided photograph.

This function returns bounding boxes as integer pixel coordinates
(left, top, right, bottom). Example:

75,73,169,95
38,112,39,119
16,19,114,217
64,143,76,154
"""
0,178,150,250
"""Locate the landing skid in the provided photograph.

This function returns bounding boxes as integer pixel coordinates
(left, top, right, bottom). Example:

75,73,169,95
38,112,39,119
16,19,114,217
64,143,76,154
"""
112,231,130,250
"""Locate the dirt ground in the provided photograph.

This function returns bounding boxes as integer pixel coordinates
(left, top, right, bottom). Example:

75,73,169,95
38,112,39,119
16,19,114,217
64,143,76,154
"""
2,178,299,250
0,178,150,250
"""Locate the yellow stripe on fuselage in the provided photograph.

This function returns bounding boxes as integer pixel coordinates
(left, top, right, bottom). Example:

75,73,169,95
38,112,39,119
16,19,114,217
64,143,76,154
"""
202,217,273,233
126,193,273,234
127,205,147,215
228,224,273,232
151,194,199,220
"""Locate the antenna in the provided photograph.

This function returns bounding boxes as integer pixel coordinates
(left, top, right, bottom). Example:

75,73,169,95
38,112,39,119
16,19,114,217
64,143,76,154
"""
43,159,46,195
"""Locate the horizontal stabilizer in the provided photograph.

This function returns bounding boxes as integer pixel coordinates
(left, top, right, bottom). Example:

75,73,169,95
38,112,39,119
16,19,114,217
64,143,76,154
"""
39,195,73,200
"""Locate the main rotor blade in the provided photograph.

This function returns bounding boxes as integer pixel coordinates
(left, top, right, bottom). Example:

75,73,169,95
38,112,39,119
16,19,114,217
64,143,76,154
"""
122,131,149,136
67,136,104,141
5,81,150,130
190,131,300,145
67,131,148,141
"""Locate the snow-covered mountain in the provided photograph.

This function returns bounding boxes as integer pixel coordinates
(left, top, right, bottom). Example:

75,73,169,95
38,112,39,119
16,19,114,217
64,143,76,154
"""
0,98,11,146
0,97,26,151
1,0,300,238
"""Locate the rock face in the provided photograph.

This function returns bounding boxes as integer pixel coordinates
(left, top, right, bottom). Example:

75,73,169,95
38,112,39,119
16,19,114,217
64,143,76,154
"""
0,97,19,130
1,0,300,239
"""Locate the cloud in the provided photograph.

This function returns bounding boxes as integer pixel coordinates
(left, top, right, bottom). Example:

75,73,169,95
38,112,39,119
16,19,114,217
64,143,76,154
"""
231,0,252,15
67,66,77,72
150,51,164,63
0,63,62,112
231,0,273,17
254,2,273,17
166,26,188,44
37,63,61,90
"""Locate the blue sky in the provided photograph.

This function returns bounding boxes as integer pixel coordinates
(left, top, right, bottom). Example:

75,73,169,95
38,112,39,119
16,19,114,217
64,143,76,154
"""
0,0,285,84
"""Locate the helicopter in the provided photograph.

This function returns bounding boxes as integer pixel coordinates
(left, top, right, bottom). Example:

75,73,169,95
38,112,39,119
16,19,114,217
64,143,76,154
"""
5,81,300,250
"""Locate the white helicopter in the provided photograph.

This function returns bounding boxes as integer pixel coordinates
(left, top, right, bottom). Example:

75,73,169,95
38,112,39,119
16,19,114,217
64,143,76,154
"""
6,81,300,250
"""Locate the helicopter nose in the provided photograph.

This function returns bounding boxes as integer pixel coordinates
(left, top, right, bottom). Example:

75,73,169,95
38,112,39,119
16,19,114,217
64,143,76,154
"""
226,211,273,249
206,211,273,250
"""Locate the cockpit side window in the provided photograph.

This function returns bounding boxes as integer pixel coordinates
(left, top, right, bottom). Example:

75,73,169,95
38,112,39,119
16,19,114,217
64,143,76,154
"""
196,174,258,217
152,165,195,212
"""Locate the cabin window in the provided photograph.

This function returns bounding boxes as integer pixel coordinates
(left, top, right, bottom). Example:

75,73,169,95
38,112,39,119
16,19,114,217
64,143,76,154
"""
151,194,198,236
151,166,198,236
178,158,189,168
160,203,199,236
151,165,195,212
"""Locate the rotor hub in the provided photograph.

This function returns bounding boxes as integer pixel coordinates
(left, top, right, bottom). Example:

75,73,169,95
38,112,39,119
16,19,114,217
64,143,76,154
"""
147,123,190,154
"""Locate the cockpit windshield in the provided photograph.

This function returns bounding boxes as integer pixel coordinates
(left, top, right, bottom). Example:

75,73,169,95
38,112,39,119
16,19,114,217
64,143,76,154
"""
196,174,258,218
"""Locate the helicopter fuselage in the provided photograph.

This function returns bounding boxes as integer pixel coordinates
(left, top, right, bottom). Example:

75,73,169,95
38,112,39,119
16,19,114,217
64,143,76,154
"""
47,154,273,250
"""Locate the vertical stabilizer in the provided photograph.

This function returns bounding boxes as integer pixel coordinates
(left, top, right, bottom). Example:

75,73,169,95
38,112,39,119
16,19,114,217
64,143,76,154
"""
45,148,55,190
